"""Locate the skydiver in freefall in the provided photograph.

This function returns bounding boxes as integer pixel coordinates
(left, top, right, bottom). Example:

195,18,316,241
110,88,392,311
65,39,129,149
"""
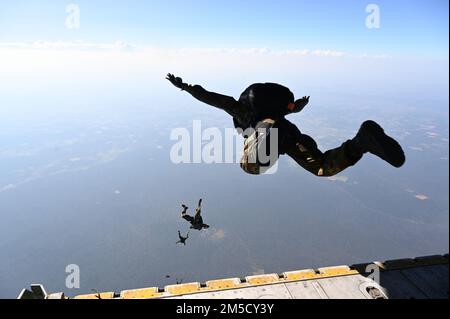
166,73,405,175
176,230,189,246
181,199,210,230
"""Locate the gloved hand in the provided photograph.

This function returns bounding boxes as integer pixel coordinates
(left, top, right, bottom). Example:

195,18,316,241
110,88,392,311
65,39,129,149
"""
166,73,188,90
293,96,310,112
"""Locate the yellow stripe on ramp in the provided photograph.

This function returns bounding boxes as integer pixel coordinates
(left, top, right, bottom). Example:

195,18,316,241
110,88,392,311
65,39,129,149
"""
165,283,201,295
245,274,279,285
206,278,242,290
120,287,161,299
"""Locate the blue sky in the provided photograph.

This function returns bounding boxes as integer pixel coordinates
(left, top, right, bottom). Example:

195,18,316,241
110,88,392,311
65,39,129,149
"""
0,1,448,104
0,0,448,57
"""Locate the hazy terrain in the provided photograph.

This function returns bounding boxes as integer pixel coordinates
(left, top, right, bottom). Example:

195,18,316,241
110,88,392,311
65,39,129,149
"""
1,81,448,297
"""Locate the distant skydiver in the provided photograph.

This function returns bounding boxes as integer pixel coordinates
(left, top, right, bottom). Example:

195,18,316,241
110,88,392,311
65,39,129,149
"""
166,73,405,175
181,199,210,230
176,230,189,245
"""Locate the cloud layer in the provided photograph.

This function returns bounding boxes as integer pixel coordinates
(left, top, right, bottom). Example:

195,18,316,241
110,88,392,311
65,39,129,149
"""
0,41,390,59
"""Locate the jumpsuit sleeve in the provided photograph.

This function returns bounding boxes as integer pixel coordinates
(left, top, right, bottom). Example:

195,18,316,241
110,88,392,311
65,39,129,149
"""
183,84,244,119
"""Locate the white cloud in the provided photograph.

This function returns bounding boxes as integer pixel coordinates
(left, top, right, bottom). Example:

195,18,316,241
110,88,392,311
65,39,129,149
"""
0,41,390,59
2,41,444,103
311,49,345,57
328,175,349,183
0,184,16,193
415,194,429,201
406,189,430,201
166,47,390,59
426,132,440,138
0,41,136,51
208,228,226,241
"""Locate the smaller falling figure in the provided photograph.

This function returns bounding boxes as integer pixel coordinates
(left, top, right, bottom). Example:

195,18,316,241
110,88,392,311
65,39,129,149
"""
181,199,210,231
176,230,189,246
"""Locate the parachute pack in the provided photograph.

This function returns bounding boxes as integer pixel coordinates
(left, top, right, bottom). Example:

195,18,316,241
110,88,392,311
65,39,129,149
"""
238,83,295,122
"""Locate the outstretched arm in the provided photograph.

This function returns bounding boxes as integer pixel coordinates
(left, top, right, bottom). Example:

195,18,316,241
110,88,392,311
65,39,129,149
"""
166,73,242,118
289,96,310,113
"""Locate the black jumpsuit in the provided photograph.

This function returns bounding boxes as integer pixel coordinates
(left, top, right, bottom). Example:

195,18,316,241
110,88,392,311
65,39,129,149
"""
183,83,363,176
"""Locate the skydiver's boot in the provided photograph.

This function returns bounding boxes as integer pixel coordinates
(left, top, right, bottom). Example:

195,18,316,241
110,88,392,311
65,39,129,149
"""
352,120,405,168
